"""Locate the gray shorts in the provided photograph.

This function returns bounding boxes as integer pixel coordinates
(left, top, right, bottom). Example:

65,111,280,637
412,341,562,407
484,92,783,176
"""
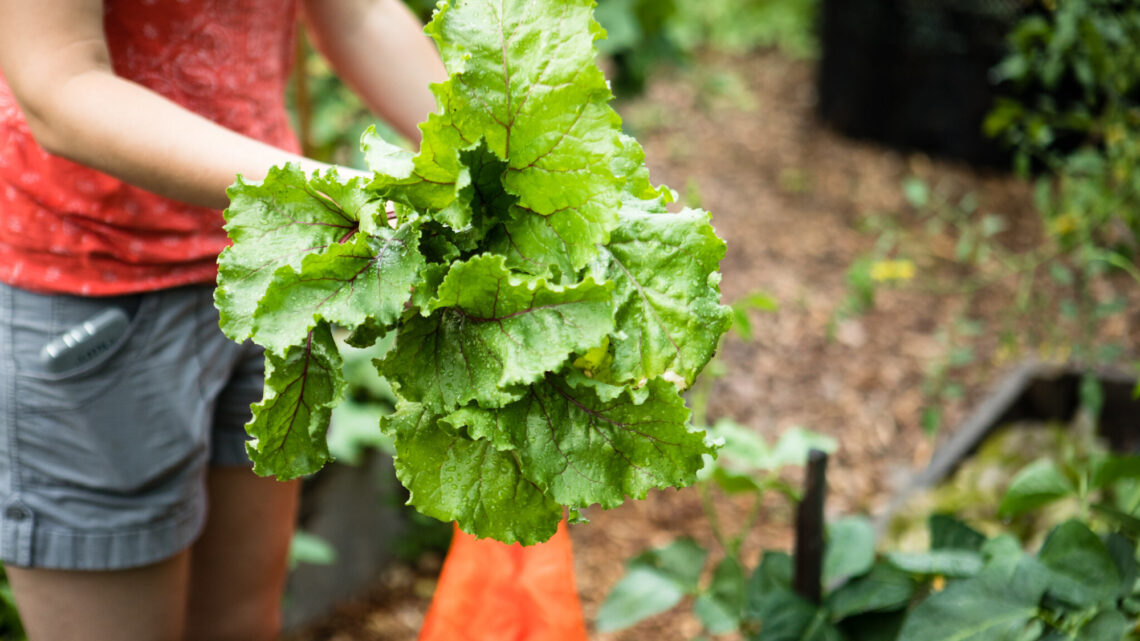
0,282,262,570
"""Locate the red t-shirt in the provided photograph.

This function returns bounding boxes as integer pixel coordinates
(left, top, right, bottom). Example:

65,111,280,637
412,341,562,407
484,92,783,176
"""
0,0,301,295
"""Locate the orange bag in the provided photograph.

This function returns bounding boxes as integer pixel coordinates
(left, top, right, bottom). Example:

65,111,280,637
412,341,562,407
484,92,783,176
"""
418,521,588,641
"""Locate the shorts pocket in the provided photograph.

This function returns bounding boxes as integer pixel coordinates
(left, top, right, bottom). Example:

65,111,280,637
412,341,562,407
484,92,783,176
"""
12,290,154,412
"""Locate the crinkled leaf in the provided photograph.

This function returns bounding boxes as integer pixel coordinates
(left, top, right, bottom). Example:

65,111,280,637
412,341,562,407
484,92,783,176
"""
217,0,731,542
362,127,470,222
379,254,614,412
444,375,710,509
383,402,561,544
420,0,664,275
410,262,450,311
595,207,732,385
217,166,381,341
246,324,344,479
252,223,424,354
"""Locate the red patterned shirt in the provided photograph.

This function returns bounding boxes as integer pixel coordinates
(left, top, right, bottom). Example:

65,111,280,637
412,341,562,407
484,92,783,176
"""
0,0,300,295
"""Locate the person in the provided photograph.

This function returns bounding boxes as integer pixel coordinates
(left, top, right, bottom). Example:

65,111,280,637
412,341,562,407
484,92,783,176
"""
0,1,446,639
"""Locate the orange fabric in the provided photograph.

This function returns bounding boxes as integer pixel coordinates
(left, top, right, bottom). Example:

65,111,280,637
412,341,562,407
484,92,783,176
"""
419,522,589,641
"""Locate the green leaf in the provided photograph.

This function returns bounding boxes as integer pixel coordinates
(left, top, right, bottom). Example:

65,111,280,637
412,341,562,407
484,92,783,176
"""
896,574,1040,641
596,564,687,631
1037,519,1120,608
597,536,710,631
409,261,450,311
748,588,818,641
980,535,1025,574
747,552,795,618
252,223,424,354
216,167,382,342
246,324,345,479
826,563,916,620
824,516,876,586
1093,502,1140,538
998,459,1076,517
695,556,747,634
595,207,732,386
216,0,731,541
636,538,709,589
1104,533,1138,600
289,530,338,568
1091,455,1140,489
420,0,659,275
378,254,614,413
886,550,984,578
384,403,561,544
930,514,987,552
700,419,836,481
746,552,845,641
768,427,838,468
1079,610,1130,641
443,375,711,509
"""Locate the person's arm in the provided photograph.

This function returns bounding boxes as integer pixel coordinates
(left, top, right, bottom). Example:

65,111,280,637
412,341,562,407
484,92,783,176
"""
300,0,448,143
0,0,335,210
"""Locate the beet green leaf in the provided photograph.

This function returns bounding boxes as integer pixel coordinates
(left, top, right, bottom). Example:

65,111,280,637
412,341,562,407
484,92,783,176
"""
377,253,614,413
251,222,424,354
386,402,563,545
216,0,732,544
216,167,385,342
245,324,345,479
594,206,732,386
443,375,712,510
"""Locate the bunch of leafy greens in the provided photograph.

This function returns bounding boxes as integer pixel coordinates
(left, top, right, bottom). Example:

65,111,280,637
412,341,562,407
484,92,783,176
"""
215,0,731,545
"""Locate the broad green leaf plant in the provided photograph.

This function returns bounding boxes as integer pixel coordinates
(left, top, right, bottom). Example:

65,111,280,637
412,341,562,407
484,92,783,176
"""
216,0,731,545
601,453,1140,640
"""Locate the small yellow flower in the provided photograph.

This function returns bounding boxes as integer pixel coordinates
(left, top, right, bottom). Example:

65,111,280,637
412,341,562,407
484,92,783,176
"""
931,575,946,592
870,259,916,282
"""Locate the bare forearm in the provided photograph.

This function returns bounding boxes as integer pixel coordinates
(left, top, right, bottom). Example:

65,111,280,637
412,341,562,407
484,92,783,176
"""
26,71,327,210
302,0,447,142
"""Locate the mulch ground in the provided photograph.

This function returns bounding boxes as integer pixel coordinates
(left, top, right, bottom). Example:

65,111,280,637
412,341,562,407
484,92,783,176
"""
287,49,1139,641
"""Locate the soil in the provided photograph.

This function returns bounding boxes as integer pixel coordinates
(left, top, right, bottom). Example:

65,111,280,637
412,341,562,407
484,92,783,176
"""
286,49,1139,641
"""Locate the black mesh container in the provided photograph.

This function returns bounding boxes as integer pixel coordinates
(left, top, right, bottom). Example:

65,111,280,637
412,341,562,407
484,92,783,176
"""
819,0,1026,167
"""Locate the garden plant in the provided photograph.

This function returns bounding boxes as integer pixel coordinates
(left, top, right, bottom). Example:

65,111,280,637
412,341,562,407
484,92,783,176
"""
600,433,1140,640
216,0,732,544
